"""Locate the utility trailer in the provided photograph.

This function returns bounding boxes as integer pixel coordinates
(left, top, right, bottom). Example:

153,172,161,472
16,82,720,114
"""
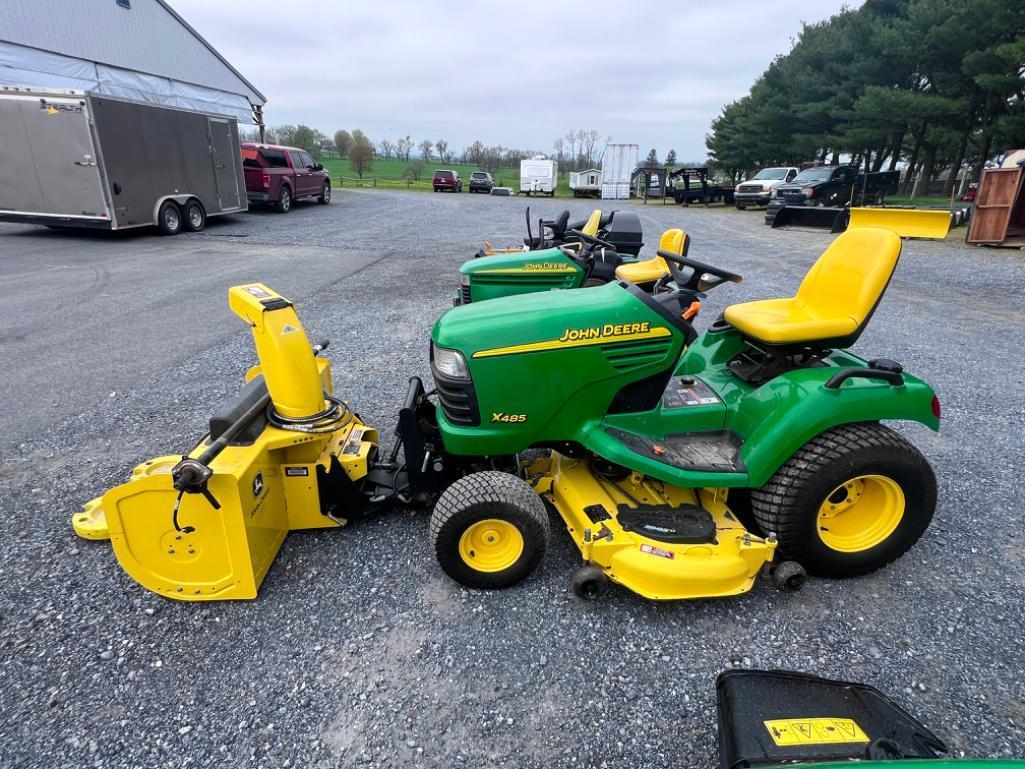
0,87,246,235
668,167,735,205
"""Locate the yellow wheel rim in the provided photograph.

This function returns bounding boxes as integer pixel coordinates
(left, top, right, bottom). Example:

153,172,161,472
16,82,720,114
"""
458,519,524,573
817,474,905,553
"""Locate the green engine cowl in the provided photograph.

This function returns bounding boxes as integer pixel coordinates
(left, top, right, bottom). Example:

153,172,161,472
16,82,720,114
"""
432,282,691,456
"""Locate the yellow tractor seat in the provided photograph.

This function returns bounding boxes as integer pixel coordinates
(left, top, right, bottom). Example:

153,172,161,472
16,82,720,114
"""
615,229,689,285
580,209,603,237
724,228,901,348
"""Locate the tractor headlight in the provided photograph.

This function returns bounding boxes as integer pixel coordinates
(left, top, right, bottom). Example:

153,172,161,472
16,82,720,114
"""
433,345,469,379
460,273,471,286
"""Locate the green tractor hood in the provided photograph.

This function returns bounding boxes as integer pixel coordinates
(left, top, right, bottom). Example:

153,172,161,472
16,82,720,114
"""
433,282,687,454
458,247,585,304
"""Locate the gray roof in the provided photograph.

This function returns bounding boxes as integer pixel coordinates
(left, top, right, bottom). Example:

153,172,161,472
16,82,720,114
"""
0,0,264,105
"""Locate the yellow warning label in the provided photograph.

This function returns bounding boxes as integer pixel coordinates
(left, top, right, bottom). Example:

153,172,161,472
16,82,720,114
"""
764,718,869,747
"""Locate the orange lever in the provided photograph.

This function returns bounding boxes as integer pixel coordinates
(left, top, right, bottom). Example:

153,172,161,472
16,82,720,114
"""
682,301,702,321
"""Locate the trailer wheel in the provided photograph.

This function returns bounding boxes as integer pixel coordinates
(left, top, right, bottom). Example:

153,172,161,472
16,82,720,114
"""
275,186,292,213
430,471,549,590
157,201,183,236
183,199,206,232
751,422,936,578
318,182,331,205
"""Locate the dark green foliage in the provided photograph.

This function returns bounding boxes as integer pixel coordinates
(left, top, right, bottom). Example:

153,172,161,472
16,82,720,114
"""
706,0,1025,187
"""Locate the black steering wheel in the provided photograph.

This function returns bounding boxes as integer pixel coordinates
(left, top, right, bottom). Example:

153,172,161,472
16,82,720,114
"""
566,228,617,251
656,250,743,293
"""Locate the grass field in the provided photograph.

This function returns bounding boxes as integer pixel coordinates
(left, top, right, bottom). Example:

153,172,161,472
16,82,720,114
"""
318,155,577,196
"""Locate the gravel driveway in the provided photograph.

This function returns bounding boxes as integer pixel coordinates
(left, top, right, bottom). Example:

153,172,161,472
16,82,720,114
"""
1,190,1023,768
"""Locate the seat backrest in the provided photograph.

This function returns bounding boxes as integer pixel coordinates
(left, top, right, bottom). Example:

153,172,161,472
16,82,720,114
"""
796,227,901,333
658,228,687,256
648,228,690,272
581,209,602,237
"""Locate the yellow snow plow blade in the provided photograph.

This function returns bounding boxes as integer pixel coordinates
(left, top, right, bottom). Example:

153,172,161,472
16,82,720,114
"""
848,207,951,240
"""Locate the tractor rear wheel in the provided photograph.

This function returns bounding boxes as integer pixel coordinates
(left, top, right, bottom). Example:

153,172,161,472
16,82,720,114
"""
581,277,605,287
430,471,549,589
751,422,935,577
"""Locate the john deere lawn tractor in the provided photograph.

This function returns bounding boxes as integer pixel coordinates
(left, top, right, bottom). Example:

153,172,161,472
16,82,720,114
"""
476,206,644,258
458,224,690,305
74,227,939,602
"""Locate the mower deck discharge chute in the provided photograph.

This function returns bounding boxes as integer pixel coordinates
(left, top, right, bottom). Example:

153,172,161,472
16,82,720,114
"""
74,227,940,603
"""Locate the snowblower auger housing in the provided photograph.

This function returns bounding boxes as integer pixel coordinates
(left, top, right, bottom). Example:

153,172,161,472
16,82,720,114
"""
72,284,385,601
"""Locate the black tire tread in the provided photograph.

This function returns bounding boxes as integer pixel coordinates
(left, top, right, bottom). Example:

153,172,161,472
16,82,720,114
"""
751,422,934,576
429,471,549,589
429,471,549,549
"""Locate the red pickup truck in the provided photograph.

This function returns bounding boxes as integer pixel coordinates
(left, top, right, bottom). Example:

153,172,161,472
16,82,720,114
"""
241,143,332,213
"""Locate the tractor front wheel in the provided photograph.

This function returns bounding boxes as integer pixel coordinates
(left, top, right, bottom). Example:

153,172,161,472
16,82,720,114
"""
430,471,549,589
751,422,935,577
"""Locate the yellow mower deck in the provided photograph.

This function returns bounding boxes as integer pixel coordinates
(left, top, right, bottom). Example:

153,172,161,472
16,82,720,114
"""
533,453,777,600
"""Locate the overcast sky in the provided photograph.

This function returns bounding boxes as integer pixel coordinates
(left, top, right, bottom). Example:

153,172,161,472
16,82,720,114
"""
174,0,860,160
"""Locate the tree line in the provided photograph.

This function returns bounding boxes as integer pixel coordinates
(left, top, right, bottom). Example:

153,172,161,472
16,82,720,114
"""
706,0,1025,194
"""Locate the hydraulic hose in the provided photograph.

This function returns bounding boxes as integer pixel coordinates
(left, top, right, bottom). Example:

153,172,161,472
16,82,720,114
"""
266,393,353,434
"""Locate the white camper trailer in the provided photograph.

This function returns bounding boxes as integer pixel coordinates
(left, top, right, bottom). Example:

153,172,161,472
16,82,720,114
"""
520,156,558,196
600,144,638,200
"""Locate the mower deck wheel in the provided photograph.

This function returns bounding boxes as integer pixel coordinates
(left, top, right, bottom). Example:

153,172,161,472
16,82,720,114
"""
430,471,549,589
751,422,935,578
571,564,609,600
771,560,807,592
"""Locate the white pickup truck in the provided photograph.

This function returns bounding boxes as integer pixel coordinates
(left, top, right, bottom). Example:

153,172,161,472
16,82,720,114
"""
734,167,799,209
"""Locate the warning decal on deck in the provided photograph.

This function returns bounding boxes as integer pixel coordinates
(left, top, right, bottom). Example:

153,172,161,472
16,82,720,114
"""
763,718,869,746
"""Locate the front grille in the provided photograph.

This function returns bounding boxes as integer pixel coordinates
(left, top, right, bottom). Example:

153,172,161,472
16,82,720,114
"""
432,367,480,426
739,184,764,193
460,284,472,304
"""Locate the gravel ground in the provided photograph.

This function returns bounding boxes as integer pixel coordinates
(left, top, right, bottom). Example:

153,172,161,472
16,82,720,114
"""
1,190,1023,768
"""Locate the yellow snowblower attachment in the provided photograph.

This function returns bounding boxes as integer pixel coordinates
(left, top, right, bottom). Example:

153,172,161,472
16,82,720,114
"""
848,207,951,239
71,284,379,601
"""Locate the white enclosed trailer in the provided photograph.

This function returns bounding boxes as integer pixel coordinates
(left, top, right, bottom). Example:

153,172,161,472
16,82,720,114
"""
0,87,245,233
600,144,638,200
520,156,558,196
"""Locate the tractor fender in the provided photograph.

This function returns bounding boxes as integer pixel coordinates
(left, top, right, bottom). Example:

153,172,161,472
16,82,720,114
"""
737,370,939,488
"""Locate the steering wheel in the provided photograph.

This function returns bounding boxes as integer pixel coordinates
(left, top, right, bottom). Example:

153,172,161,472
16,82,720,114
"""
656,250,743,293
566,228,617,251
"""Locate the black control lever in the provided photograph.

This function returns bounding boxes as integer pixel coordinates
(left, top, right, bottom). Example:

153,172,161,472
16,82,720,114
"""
312,339,330,355
170,458,221,533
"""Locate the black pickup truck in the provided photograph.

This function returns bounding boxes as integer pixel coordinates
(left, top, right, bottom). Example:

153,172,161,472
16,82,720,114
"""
774,166,899,207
